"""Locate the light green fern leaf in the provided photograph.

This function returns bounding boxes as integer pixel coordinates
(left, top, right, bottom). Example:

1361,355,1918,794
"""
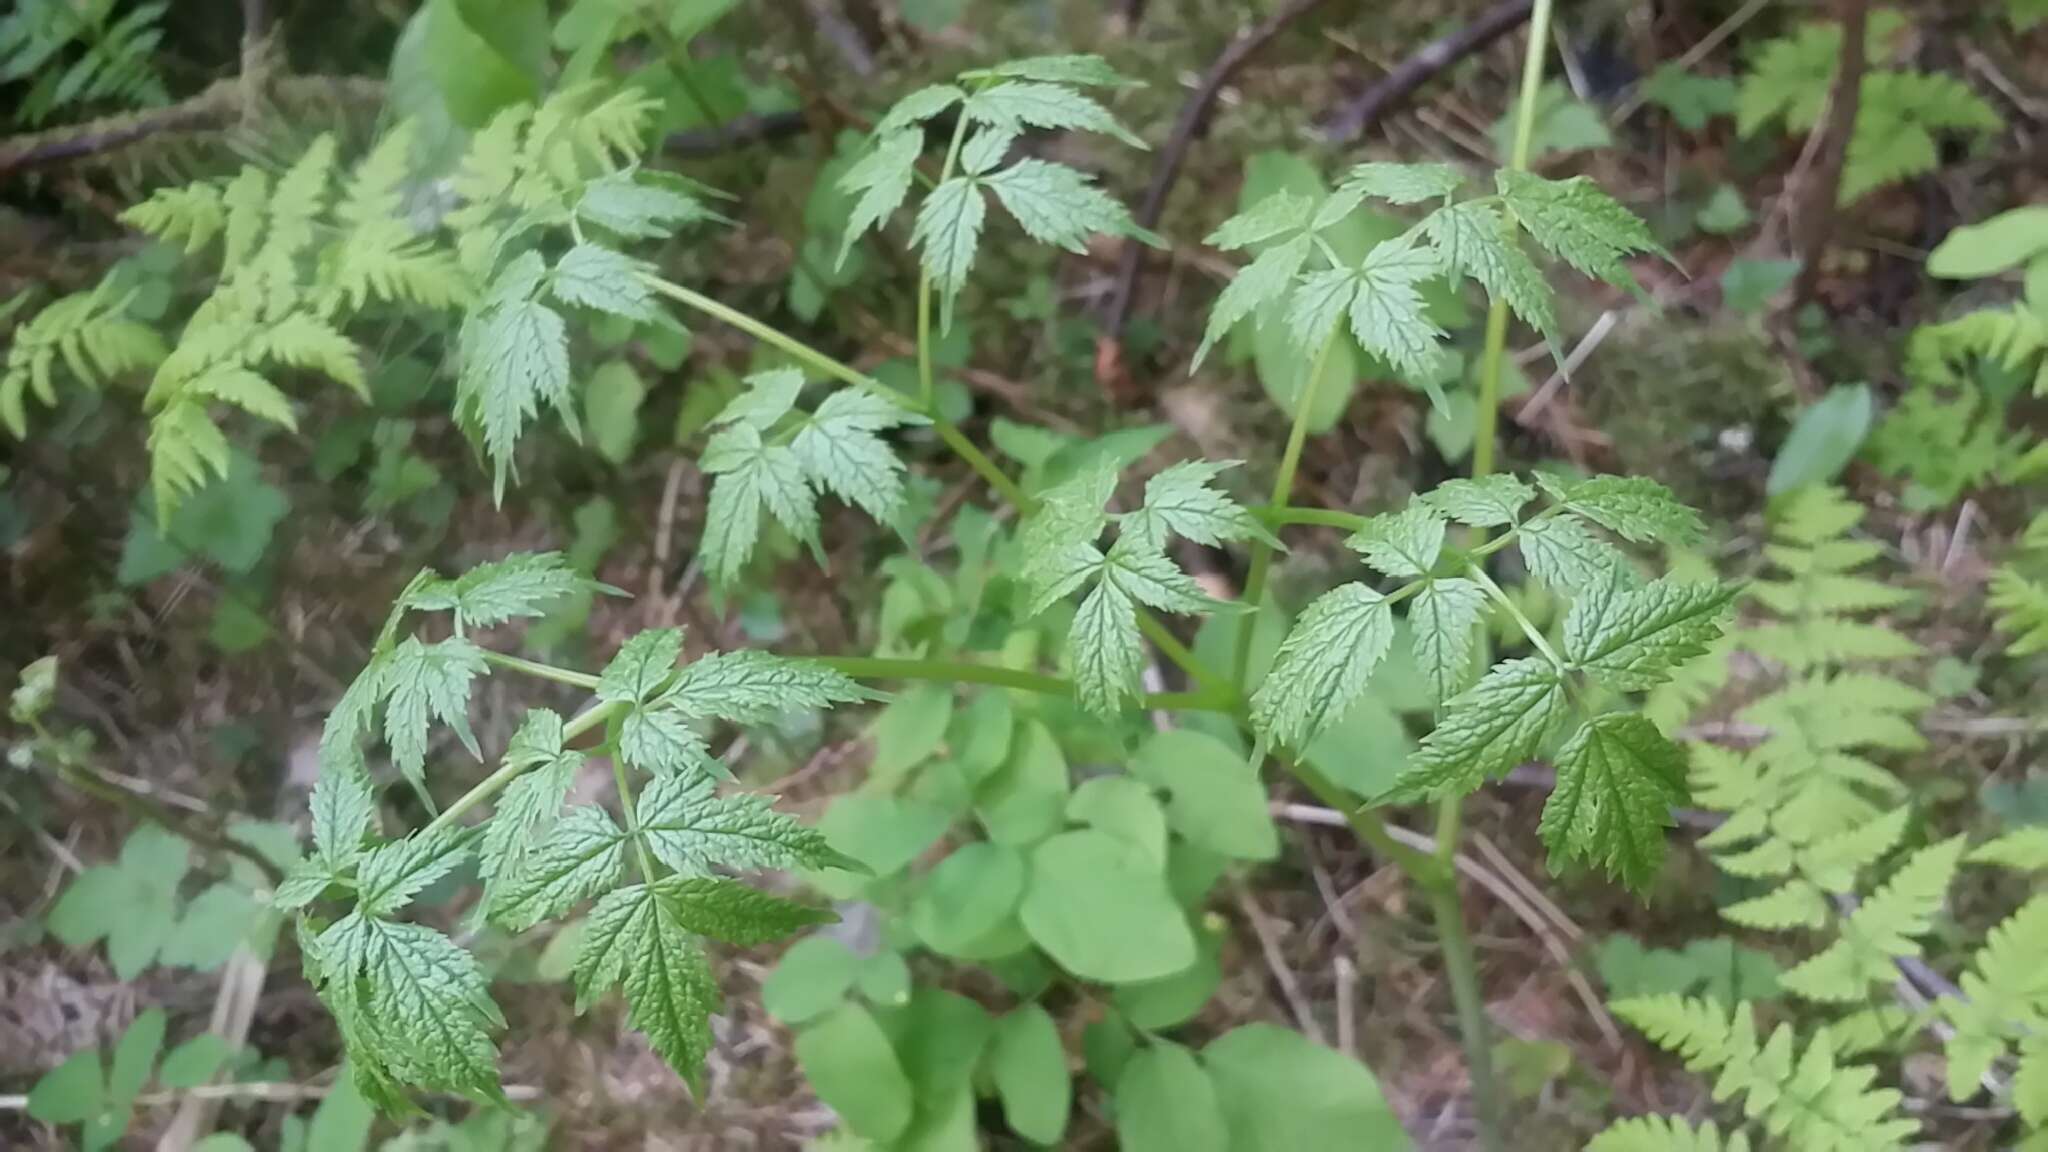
1779,836,1964,1002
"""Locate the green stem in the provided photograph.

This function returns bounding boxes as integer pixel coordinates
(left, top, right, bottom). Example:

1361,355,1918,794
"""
1434,3,1555,1147
482,650,602,691
1136,613,1229,700
816,656,1070,696
613,754,659,881
1251,505,1372,534
427,700,622,834
1284,759,1443,884
1465,564,1564,671
1235,331,1341,683
815,655,1234,714
1426,875,1501,1150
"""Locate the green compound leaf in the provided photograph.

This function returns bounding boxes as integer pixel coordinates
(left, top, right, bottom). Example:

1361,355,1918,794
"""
1284,267,1357,351
352,917,504,1100
1105,537,1218,615
963,82,1145,149
1207,189,1316,251
550,244,660,323
961,126,1020,175
1346,234,1450,382
576,170,715,240
791,388,928,523
1517,514,1632,594
458,262,573,499
311,760,377,870
911,176,987,331
1251,583,1394,751
661,649,868,725
1408,577,1488,702
400,552,594,632
636,772,851,875
1495,170,1666,292
490,806,628,931
1539,714,1689,891
1418,474,1534,527
597,627,684,705
700,422,820,587
49,824,189,981
837,129,925,265
1563,578,1737,692
1388,656,1567,800
1535,473,1704,544
618,703,717,780
356,827,473,918
1346,505,1447,579
1336,161,1465,205
571,881,722,1086
381,635,489,789
1126,460,1279,551
653,876,834,945
477,709,585,918
971,54,1129,87
984,158,1136,253
1070,574,1143,717
873,84,965,137
1422,199,1557,346
1195,232,1311,368
712,368,805,432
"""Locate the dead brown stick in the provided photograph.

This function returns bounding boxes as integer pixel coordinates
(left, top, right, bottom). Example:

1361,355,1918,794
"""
1318,0,1534,144
1789,0,1870,303
0,75,383,178
1094,0,1335,406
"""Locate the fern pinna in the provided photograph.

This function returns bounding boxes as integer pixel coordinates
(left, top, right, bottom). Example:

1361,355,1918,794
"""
1,85,702,520
1602,489,2048,1145
1736,9,2000,203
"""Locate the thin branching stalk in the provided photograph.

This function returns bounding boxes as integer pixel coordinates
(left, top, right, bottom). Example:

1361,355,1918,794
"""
1436,2,1558,1145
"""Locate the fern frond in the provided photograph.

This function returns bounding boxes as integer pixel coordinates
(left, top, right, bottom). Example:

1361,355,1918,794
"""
1907,307,2048,391
1943,895,2048,1101
146,399,232,515
1735,14,1997,201
123,182,228,253
1843,71,2001,203
1588,1116,1752,1152
1,0,168,125
1613,996,1915,1151
317,122,471,313
1991,564,2048,656
1779,836,1963,1002
1,281,166,436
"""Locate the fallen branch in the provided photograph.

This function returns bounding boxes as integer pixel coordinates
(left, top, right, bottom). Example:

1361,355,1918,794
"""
1789,0,1869,303
1094,0,1334,406
0,75,384,178
1317,0,1534,144
661,109,809,159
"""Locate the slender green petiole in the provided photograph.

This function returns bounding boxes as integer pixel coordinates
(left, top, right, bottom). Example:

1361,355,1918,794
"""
1235,330,1342,684
1466,563,1566,671
482,649,601,690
